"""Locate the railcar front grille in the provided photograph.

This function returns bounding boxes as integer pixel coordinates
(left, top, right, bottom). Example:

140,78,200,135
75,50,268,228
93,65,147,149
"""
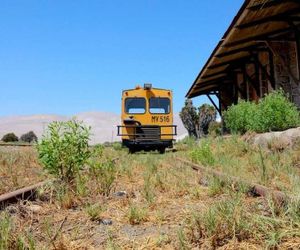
117,125,177,139
135,126,160,141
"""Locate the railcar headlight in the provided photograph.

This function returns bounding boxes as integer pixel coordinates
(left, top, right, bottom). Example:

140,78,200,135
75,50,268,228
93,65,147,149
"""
144,83,152,90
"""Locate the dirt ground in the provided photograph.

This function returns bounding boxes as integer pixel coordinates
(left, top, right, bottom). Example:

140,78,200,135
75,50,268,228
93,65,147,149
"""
1,138,300,249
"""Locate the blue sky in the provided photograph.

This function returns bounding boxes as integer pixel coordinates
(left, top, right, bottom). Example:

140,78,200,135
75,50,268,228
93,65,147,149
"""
0,0,243,116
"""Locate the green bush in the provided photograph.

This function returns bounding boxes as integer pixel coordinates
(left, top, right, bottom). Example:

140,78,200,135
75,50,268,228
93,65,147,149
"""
258,90,300,132
20,131,38,143
1,133,19,142
224,90,300,134
190,140,215,166
37,120,91,182
208,121,222,137
224,100,257,134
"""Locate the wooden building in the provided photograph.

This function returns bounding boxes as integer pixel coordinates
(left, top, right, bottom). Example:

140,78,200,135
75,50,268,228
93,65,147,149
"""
186,0,300,116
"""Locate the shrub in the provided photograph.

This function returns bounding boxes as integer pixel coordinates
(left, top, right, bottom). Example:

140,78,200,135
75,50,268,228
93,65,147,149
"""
224,100,257,134
258,90,300,132
198,104,217,136
37,120,91,182
190,140,215,166
180,99,199,138
86,203,103,221
180,99,217,138
224,90,300,134
20,131,38,143
128,205,147,225
1,133,18,142
208,121,222,137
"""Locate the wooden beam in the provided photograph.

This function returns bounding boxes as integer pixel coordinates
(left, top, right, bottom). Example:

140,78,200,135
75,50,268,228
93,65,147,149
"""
236,8,300,29
244,68,261,98
250,52,276,90
215,43,265,58
207,94,221,116
208,55,251,69
193,77,229,91
224,27,293,48
268,49,276,90
201,72,227,79
288,20,300,79
247,0,299,11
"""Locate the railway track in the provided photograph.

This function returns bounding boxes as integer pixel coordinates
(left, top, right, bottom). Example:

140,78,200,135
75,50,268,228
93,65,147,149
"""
0,157,288,209
0,142,34,147
0,181,48,209
176,157,288,205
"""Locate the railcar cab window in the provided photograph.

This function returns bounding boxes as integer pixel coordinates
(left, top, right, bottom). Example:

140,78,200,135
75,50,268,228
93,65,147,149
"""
125,98,146,114
149,97,170,114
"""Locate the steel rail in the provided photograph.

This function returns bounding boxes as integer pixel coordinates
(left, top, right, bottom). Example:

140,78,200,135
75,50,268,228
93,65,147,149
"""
0,180,49,208
176,157,288,205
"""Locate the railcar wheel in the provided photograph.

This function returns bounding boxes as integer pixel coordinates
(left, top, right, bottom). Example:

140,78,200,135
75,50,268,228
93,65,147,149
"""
129,147,136,154
159,147,166,154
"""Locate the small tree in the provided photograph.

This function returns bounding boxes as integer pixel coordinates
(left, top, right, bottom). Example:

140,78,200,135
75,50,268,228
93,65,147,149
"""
20,131,38,143
198,104,217,136
1,133,19,142
180,99,217,139
37,120,91,182
179,99,199,138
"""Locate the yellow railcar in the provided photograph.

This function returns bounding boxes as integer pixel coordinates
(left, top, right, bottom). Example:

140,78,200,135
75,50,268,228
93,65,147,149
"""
117,84,177,153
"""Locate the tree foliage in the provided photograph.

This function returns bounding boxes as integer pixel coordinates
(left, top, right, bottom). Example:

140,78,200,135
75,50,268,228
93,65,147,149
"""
37,120,91,182
179,99,199,138
1,133,19,142
198,104,217,136
20,131,38,143
180,99,217,138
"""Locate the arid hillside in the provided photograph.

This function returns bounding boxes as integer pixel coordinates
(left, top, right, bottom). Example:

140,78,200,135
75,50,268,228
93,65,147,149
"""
0,112,187,144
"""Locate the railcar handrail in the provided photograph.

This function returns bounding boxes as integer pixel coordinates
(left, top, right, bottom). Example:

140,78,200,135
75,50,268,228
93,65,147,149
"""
117,125,177,137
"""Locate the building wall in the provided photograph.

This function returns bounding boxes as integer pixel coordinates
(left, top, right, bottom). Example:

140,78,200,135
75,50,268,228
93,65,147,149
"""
219,40,300,111
270,41,300,108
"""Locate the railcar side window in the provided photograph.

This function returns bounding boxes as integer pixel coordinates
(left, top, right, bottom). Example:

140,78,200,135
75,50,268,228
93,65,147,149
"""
149,98,170,114
125,98,146,114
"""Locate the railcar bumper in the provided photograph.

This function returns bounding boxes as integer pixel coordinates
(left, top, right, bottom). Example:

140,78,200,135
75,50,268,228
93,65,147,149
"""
122,139,173,150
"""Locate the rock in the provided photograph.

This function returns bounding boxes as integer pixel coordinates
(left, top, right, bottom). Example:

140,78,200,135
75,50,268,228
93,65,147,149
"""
199,177,209,187
100,219,113,225
27,204,42,213
251,127,300,150
6,205,18,214
113,191,127,197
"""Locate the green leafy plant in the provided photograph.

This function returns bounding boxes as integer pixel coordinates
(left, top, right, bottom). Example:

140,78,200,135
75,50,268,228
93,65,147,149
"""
86,203,103,221
89,159,116,196
127,205,147,225
190,140,215,166
258,90,300,132
0,213,12,250
224,90,300,134
208,121,222,137
224,99,257,134
37,119,91,182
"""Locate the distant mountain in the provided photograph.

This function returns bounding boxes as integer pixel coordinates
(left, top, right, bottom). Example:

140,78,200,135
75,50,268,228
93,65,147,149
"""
0,112,187,144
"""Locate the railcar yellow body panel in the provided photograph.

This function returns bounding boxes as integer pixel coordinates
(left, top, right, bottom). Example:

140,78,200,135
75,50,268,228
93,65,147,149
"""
117,84,177,153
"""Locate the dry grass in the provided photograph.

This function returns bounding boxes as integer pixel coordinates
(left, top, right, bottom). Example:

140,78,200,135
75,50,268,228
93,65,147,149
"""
0,136,300,249
0,146,46,195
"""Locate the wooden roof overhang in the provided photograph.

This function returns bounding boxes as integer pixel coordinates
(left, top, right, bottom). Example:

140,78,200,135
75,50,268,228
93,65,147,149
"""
186,0,300,98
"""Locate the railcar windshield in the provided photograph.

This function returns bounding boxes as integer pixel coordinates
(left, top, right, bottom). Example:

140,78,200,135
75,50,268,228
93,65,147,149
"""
149,97,170,114
125,98,146,114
